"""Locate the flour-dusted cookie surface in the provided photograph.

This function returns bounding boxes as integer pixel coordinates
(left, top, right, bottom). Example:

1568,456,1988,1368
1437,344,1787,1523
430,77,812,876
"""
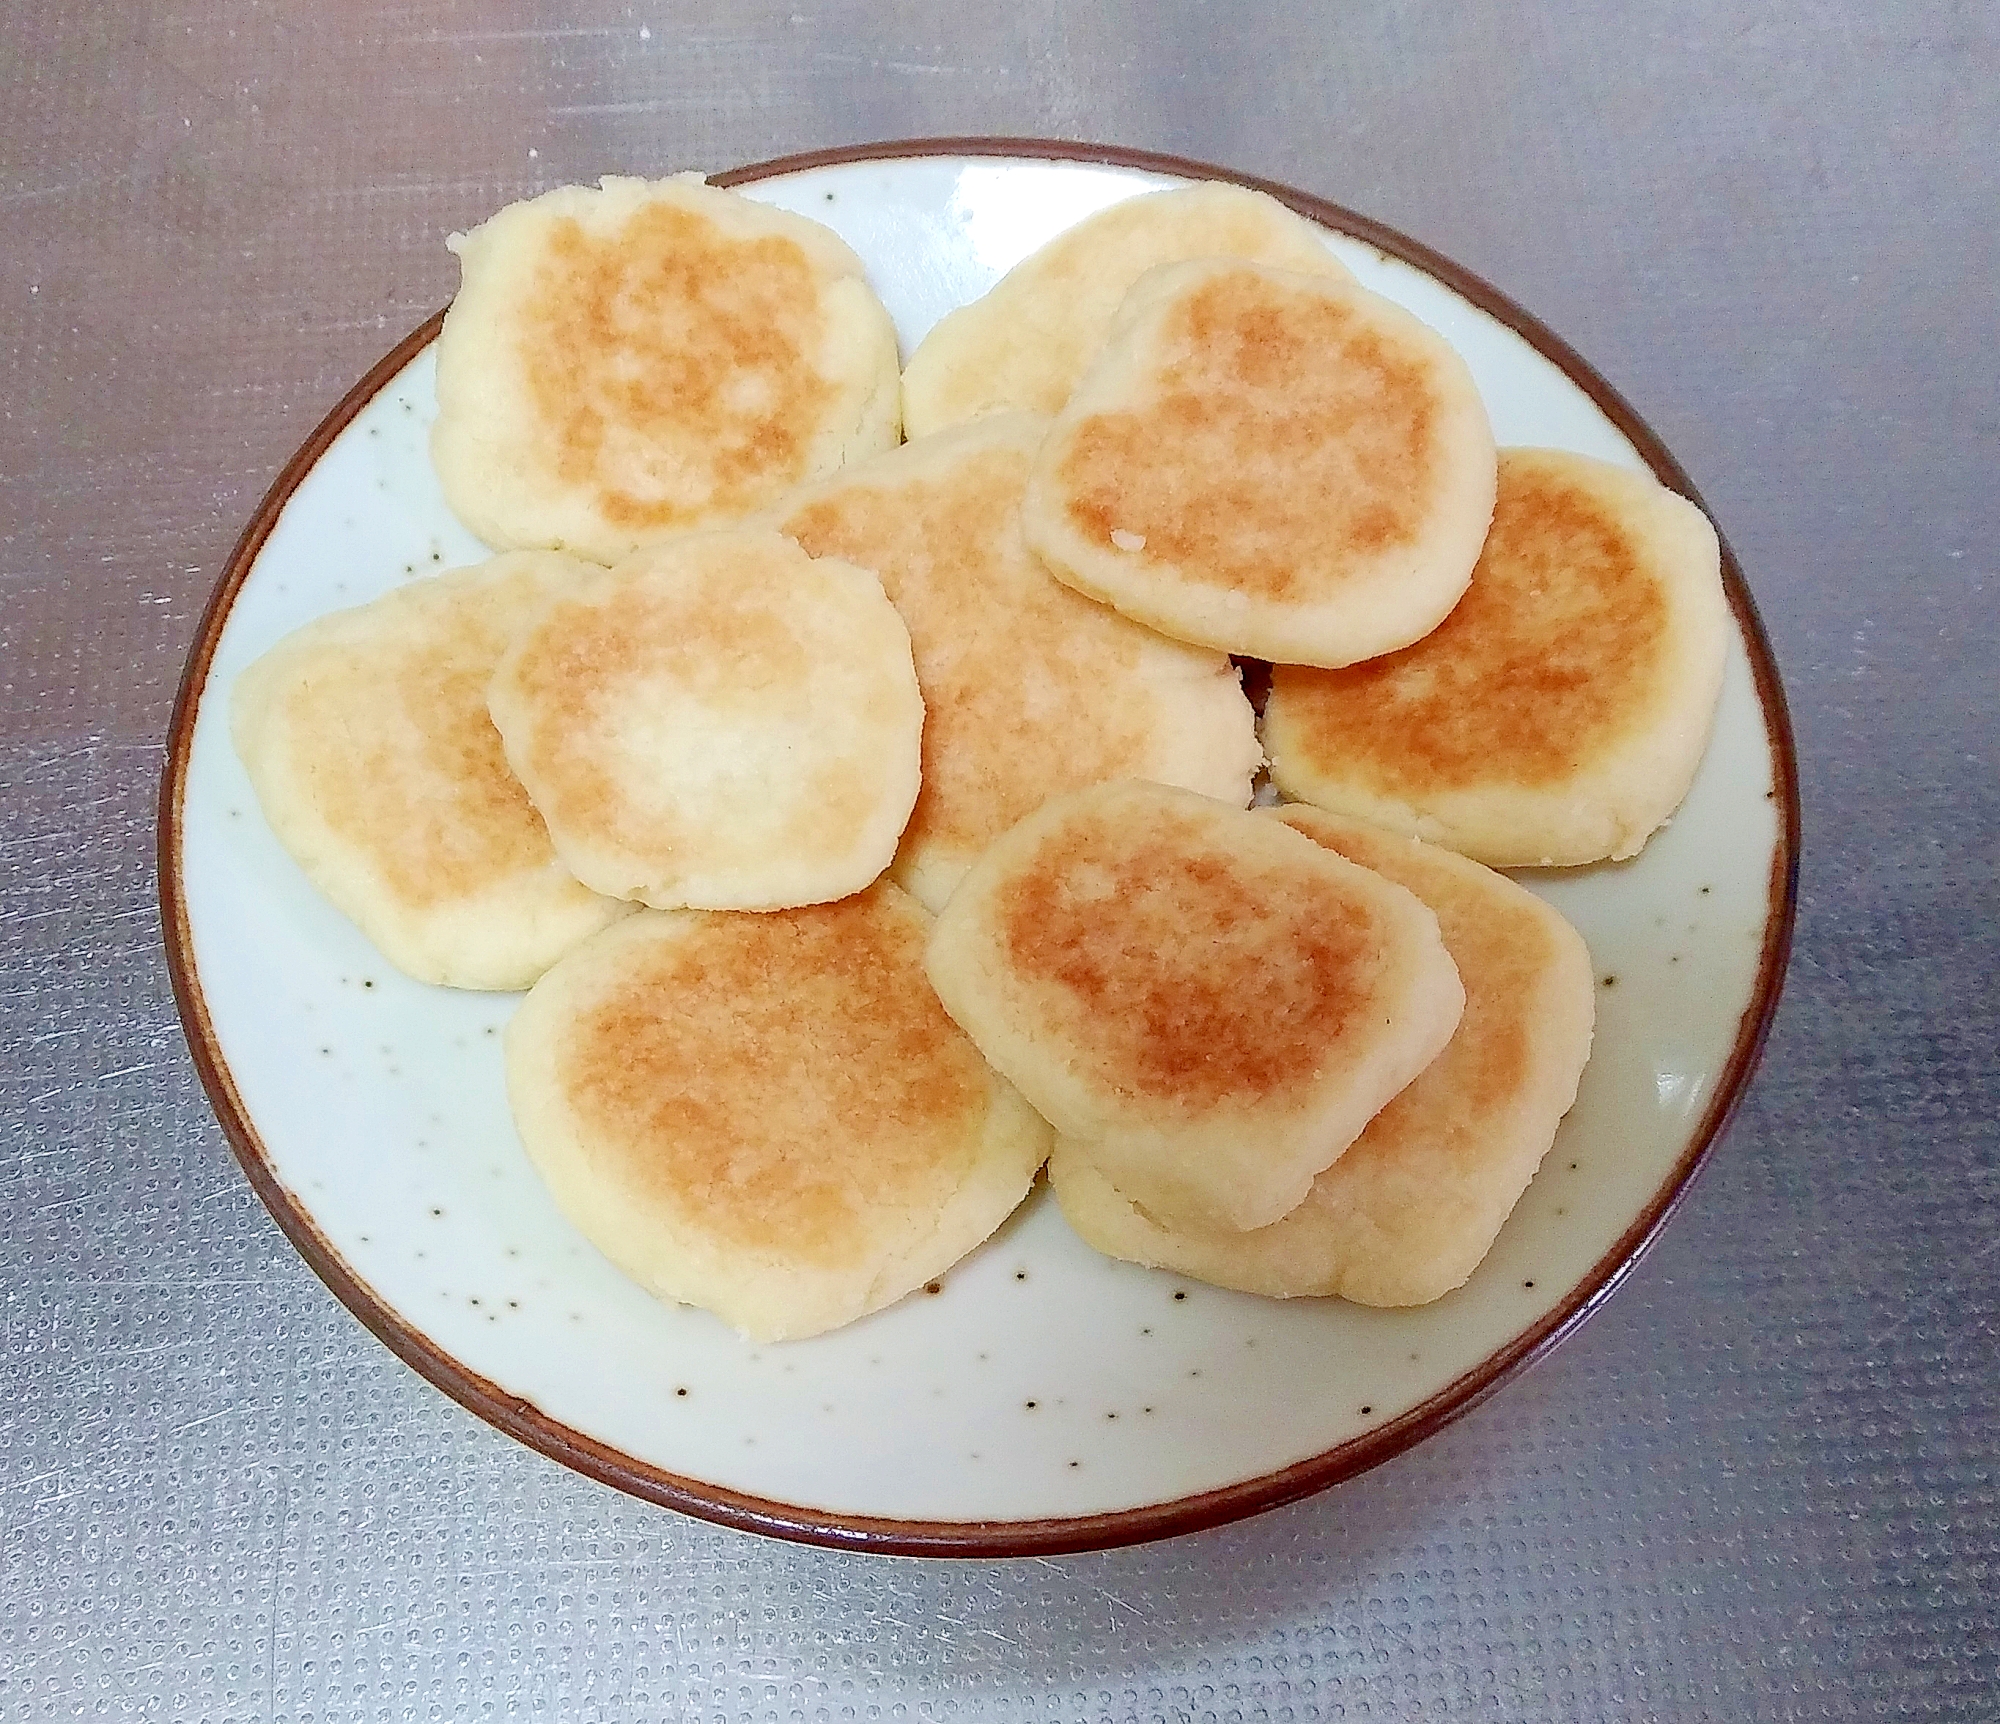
505,884,1052,1342
1023,258,1497,667
776,414,1261,911
900,181,1350,437
1053,805,1596,1304
1264,448,1728,865
487,528,923,911
432,175,901,565
925,782,1465,1233
230,552,632,990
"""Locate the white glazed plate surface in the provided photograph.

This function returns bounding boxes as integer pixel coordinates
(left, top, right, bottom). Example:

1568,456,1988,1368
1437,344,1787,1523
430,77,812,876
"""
164,145,1795,1554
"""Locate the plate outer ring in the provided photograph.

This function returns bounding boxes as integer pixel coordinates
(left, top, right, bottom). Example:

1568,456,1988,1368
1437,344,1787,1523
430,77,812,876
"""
157,137,1801,1557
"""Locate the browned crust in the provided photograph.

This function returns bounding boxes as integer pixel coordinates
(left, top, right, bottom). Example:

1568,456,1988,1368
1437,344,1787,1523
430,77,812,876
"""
1269,451,1677,791
1056,267,1443,601
157,137,1801,1559
520,202,836,530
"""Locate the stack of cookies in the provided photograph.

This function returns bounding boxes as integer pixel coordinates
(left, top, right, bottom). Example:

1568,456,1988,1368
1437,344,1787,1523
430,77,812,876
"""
232,172,1728,1340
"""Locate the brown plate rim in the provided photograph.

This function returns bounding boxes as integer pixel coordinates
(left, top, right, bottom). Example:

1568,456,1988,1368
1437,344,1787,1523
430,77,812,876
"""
157,136,1801,1559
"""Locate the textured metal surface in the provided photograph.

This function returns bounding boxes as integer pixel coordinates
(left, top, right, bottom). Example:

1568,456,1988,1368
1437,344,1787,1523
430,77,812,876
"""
0,1,1993,1719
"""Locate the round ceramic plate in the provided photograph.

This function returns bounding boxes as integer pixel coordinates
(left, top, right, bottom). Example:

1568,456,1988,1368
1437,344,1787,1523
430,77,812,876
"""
160,141,1798,1556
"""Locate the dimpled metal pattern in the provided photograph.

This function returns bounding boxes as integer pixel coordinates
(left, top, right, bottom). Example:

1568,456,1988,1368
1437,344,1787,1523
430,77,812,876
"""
2,2,1995,1719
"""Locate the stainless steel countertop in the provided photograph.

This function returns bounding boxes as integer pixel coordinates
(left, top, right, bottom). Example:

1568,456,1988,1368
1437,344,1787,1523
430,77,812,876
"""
3,3,1993,1718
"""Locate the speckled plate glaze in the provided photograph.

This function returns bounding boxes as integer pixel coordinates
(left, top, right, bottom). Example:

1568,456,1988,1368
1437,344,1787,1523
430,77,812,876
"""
161,142,1798,1556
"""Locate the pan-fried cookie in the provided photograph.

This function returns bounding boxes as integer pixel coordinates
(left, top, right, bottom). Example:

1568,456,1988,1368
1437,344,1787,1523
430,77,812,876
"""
1023,258,1497,667
230,552,632,990
901,180,1351,437
433,175,901,566
505,883,1052,1341
924,782,1464,1232
1264,447,1727,865
487,528,923,911
776,414,1262,911
1052,805,1595,1304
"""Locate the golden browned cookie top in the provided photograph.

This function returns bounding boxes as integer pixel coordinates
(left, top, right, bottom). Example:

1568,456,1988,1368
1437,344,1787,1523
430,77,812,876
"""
505,885,1050,1341
1024,259,1497,667
926,781,1464,1231
230,552,629,990
777,415,1259,910
432,176,900,565
1265,446,1728,865
900,180,1351,436
487,527,923,912
1054,804,1596,1305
